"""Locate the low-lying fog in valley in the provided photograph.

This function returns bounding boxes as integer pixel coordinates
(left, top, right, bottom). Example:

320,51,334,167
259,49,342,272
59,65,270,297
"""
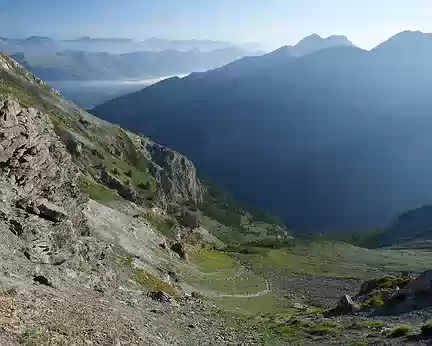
49,75,187,109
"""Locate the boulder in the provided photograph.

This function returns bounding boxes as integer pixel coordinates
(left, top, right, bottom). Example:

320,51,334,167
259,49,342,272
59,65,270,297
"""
337,294,356,311
148,291,173,303
36,199,68,222
325,294,358,316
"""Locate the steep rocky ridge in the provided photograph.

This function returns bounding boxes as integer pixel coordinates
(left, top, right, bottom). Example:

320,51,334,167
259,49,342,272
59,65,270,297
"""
0,96,87,264
1,51,204,211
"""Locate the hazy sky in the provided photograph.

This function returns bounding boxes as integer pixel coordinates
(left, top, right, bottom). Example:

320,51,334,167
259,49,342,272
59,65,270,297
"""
1,0,432,49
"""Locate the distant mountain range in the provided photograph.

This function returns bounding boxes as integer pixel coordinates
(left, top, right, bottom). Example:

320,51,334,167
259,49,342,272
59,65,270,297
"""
92,30,432,232
10,47,252,81
0,36,259,54
4,33,355,82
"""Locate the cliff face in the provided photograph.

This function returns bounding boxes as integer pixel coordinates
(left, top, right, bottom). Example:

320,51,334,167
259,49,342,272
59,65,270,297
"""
0,96,88,265
137,135,205,206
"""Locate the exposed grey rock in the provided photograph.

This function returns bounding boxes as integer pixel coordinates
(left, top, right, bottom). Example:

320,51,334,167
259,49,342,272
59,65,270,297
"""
0,96,88,265
140,138,205,206
35,199,68,222
325,294,358,316
100,170,139,203
148,290,173,303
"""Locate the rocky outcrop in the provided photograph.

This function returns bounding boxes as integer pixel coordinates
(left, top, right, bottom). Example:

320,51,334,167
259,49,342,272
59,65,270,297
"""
100,170,139,203
331,272,432,316
382,270,432,312
147,291,174,303
113,132,205,207
0,96,87,264
325,294,359,316
144,140,205,206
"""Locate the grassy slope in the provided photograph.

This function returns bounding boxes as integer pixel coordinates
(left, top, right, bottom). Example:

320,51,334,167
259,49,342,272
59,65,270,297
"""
184,249,267,295
241,241,432,280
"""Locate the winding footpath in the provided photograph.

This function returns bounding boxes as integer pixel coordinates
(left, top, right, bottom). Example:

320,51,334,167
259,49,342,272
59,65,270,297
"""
213,278,271,298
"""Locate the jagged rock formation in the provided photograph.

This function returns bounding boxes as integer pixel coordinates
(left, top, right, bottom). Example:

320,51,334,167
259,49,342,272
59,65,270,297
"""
141,137,205,206
0,96,87,264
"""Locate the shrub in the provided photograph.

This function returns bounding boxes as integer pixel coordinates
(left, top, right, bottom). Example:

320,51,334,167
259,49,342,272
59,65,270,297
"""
390,325,412,337
306,322,339,335
358,321,385,328
421,322,432,336
362,294,385,308
360,275,411,296
138,181,150,190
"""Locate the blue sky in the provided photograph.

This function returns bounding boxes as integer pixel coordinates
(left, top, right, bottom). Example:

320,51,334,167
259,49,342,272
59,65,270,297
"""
1,0,432,49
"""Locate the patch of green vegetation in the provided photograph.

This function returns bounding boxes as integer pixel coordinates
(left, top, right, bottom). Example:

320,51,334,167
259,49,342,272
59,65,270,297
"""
79,178,121,202
187,248,267,295
364,275,411,292
238,241,432,284
390,325,412,337
188,272,266,295
134,269,177,297
362,294,385,308
212,293,293,315
49,322,71,336
272,320,341,338
305,228,385,248
307,322,340,335
200,180,247,231
189,249,240,274
145,212,177,239
20,328,49,346
120,256,177,297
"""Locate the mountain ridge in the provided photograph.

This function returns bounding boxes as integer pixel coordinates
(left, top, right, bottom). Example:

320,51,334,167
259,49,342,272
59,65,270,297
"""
92,30,432,232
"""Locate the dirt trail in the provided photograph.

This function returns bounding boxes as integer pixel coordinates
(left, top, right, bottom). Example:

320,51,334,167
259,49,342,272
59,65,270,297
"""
213,278,271,298
180,278,271,299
